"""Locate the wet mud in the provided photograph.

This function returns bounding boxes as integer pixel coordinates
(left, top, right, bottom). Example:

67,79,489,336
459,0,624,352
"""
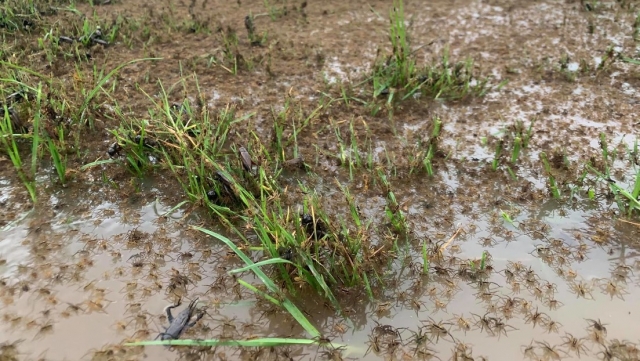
2,0,640,360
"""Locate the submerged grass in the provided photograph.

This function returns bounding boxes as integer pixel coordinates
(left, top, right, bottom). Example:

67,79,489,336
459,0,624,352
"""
122,214,355,350
407,116,442,175
378,169,408,235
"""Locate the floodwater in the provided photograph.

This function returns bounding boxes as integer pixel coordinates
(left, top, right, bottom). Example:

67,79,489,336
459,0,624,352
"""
3,170,640,361
2,0,640,360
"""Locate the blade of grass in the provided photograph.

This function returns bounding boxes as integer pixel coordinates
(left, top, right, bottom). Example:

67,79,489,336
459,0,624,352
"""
47,138,66,183
77,58,161,121
193,226,320,338
229,258,296,274
80,158,119,170
237,279,281,306
125,338,323,347
30,84,43,178
153,199,189,218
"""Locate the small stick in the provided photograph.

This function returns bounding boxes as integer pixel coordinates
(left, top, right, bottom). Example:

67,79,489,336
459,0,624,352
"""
370,245,386,258
438,226,463,256
617,219,640,227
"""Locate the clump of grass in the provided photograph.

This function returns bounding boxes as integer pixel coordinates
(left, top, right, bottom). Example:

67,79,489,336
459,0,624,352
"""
540,152,560,199
500,210,516,227
510,118,534,164
378,169,408,235
329,118,375,178
106,78,385,308
598,132,611,176
479,251,487,270
271,98,291,162
558,54,577,82
407,116,441,175
370,0,490,104
0,67,98,195
0,105,36,201
587,164,640,217
246,181,383,308
219,26,241,74
110,79,253,201
511,137,522,164
47,137,66,184
421,241,429,275
243,13,266,46
77,58,158,128
518,118,535,147
491,140,503,171
491,118,534,171
597,46,620,72
410,51,491,101
0,0,41,32
372,0,413,99
263,0,289,21
270,97,322,165
0,81,48,202
113,87,362,302
414,116,441,176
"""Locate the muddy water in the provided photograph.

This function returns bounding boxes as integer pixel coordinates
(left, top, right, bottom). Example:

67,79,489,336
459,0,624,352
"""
2,172,640,361
3,0,640,360
0,193,261,360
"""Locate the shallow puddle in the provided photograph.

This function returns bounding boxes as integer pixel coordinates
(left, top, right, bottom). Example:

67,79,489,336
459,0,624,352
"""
2,171,640,361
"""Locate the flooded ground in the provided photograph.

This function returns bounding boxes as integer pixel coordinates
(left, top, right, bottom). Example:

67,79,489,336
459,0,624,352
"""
2,0,640,360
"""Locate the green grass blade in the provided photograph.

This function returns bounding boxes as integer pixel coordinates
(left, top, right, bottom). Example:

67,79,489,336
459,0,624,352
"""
0,62,50,82
632,171,640,199
30,84,43,178
296,252,340,310
237,279,281,306
153,199,189,218
77,58,161,119
47,139,65,183
610,183,640,208
81,158,120,170
622,57,640,65
192,226,320,338
229,258,296,274
125,338,323,347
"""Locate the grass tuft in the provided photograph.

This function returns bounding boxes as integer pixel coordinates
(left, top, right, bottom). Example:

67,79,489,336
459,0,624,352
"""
370,0,490,105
